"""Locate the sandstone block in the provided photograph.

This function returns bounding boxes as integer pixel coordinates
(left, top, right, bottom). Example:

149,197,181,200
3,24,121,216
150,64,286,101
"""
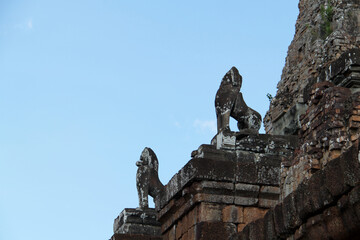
191,181,235,204
350,120,360,129
248,218,265,240
113,208,161,236
234,183,260,206
237,223,246,232
187,226,195,240
305,214,329,240
222,205,243,223
197,202,222,223
195,222,237,240
243,207,268,225
324,145,360,199
263,211,276,240
350,115,360,122
236,162,258,184
273,203,286,236
282,193,302,231
323,206,345,240
111,233,162,240
175,219,183,239
186,207,197,230
165,225,176,240
259,186,280,208
182,229,189,240
329,149,341,159
294,172,332,221
351,133,360,141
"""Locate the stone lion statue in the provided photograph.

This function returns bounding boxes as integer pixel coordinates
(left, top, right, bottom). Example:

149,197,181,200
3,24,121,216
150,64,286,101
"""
136,147,164,209
215,67,262,133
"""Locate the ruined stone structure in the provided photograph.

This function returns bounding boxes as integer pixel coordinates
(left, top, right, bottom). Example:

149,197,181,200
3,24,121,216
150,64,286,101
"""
110,0,360,239
264,0,360,135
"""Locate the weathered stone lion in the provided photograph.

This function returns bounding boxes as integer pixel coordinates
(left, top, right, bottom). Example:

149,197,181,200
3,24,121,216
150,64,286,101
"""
136,147,164,209
215,66,262,133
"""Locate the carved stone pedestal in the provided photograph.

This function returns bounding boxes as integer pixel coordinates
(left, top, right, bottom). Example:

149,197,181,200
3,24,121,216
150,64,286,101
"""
211,131,237,150
111,208,161,240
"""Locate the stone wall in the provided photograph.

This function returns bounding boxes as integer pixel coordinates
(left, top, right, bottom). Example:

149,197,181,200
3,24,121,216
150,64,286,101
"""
232,142,360,240
112,208,162,240
157,135,296,240
160,183,269,240
264,0,360,134
280,81,360,199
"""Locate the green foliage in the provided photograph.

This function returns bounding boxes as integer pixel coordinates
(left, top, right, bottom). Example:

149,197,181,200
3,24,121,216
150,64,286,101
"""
266,93,273,102
320,1,334,39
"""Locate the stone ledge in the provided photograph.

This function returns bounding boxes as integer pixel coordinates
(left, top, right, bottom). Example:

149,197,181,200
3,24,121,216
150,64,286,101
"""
207,133,298,155
320,48,360,88
113,208,161,236
111,234,162,240
158,156,282,211
158,135,297,211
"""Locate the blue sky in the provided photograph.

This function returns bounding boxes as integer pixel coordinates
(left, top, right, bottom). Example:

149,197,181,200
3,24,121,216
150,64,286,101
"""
0,1,298,239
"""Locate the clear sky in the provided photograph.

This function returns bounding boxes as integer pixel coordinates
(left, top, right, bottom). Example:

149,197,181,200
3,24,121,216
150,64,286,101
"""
0,1,299,239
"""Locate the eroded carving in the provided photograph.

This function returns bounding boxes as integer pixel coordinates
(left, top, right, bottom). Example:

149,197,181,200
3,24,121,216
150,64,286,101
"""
215,67,262,134
136,147,164,209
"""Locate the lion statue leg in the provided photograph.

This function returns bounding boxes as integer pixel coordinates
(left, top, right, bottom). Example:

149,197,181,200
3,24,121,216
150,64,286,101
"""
231,92,261,133
136,163,149,209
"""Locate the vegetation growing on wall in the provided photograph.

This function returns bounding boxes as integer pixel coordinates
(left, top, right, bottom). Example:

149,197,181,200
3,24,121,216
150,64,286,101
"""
320,1,334,39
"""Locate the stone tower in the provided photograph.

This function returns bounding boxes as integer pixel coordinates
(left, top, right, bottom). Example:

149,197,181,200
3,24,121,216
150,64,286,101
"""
264,0,360,135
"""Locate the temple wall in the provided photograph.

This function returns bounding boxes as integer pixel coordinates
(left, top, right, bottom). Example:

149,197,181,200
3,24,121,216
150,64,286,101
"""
280,82,360,199
264,0,360,135
233,143,360,240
